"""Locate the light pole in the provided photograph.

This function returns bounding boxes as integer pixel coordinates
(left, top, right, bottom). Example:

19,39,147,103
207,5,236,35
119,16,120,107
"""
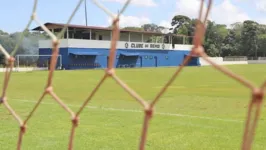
84,0,88,26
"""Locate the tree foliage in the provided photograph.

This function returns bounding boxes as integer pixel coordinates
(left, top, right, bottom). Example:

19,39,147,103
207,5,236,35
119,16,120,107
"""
141,23,165,33
167,15,265,57
1,15,266,59
171,15,191,34
0,30,49,65
240,20,259,57
122,26,143,31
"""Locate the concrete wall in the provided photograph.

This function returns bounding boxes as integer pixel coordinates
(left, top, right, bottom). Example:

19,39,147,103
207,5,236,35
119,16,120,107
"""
247,60,266,64
38,39,193,51
65,48,199,69
4,57,265,72
0,67,48,72
38,47,200,70
199,57,248,66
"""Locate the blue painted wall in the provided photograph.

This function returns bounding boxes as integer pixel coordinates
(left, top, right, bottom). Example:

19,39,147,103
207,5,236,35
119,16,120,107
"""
39,48,200,70
39,48,67,68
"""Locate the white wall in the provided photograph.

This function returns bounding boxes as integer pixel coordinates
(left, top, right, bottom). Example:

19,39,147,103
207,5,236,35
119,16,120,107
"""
0,67,48,72
199,57,248,66
0,57,253,73
248,60,266,64
96,31,111,41
39,39,193,51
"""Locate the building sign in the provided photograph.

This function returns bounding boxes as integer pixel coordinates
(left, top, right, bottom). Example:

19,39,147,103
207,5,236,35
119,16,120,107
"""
125,42,165,49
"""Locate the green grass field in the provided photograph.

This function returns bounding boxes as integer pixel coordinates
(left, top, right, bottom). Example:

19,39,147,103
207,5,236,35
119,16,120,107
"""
0,64,265,150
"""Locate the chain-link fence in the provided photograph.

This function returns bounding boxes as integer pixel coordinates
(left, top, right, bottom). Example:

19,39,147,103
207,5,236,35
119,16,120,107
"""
0,0,265,150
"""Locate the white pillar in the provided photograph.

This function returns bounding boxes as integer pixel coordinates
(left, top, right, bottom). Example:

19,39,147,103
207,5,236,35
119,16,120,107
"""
66,27,69,39
128,33,131,42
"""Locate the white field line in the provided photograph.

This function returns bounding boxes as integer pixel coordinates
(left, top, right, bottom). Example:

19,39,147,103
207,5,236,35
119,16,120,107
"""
11,98,243,123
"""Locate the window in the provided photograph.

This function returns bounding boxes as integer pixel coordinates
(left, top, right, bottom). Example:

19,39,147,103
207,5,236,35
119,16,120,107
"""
149,56,153,59
145,56,148,59
99,35,103,40
83,33,90,39
91,33,96,40
165,56,168,59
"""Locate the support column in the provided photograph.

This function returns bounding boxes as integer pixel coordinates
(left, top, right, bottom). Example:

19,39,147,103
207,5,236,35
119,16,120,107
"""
73,28,76,39
171,36,173,44
129,33,131,42
66,27,69,39
141,34,143,42
90,29,92,40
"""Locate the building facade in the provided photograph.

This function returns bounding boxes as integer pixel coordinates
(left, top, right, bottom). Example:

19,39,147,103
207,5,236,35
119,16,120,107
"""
34,23,200,70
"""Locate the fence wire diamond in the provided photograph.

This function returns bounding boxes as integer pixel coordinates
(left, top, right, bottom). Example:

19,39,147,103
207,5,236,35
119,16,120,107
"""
0,0,265,150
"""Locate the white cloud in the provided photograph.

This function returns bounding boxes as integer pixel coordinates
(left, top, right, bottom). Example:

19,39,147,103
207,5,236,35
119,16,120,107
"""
174,0,250,26
102,0,157,7
159,20,171,28
158,20,172,33
211,0,250,25
255,18,266,25
255,0,266,12
107,15,151,27
104,0,266,31
175,0,202,19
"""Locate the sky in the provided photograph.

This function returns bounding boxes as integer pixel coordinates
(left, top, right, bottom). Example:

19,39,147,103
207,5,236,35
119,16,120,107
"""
0,0,266,33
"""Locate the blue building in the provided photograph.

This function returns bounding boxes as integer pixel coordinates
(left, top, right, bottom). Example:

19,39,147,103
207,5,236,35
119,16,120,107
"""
32,22,200,70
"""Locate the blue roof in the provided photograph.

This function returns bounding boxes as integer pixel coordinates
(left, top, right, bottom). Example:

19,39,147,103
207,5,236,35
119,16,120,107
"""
69,51,101,56
120,52,140,56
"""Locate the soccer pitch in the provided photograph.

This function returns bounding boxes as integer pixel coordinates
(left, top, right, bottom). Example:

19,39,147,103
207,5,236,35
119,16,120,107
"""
0,64,265,150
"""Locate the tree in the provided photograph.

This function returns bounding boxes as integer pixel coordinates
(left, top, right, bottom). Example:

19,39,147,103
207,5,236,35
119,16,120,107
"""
230,22,243,36
122,26,143,31
171,15,191,34
170,15,192,45
204,21,227,56
221,29,239,56
0,35,16,52
215,24,228,56
141,23,165,33
0,30,9,36
230,22,243,48
258,24,266,34
0,28,49,60
240,20,259,57
1,17,266,58
0,54,5,67
257,34,266,57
